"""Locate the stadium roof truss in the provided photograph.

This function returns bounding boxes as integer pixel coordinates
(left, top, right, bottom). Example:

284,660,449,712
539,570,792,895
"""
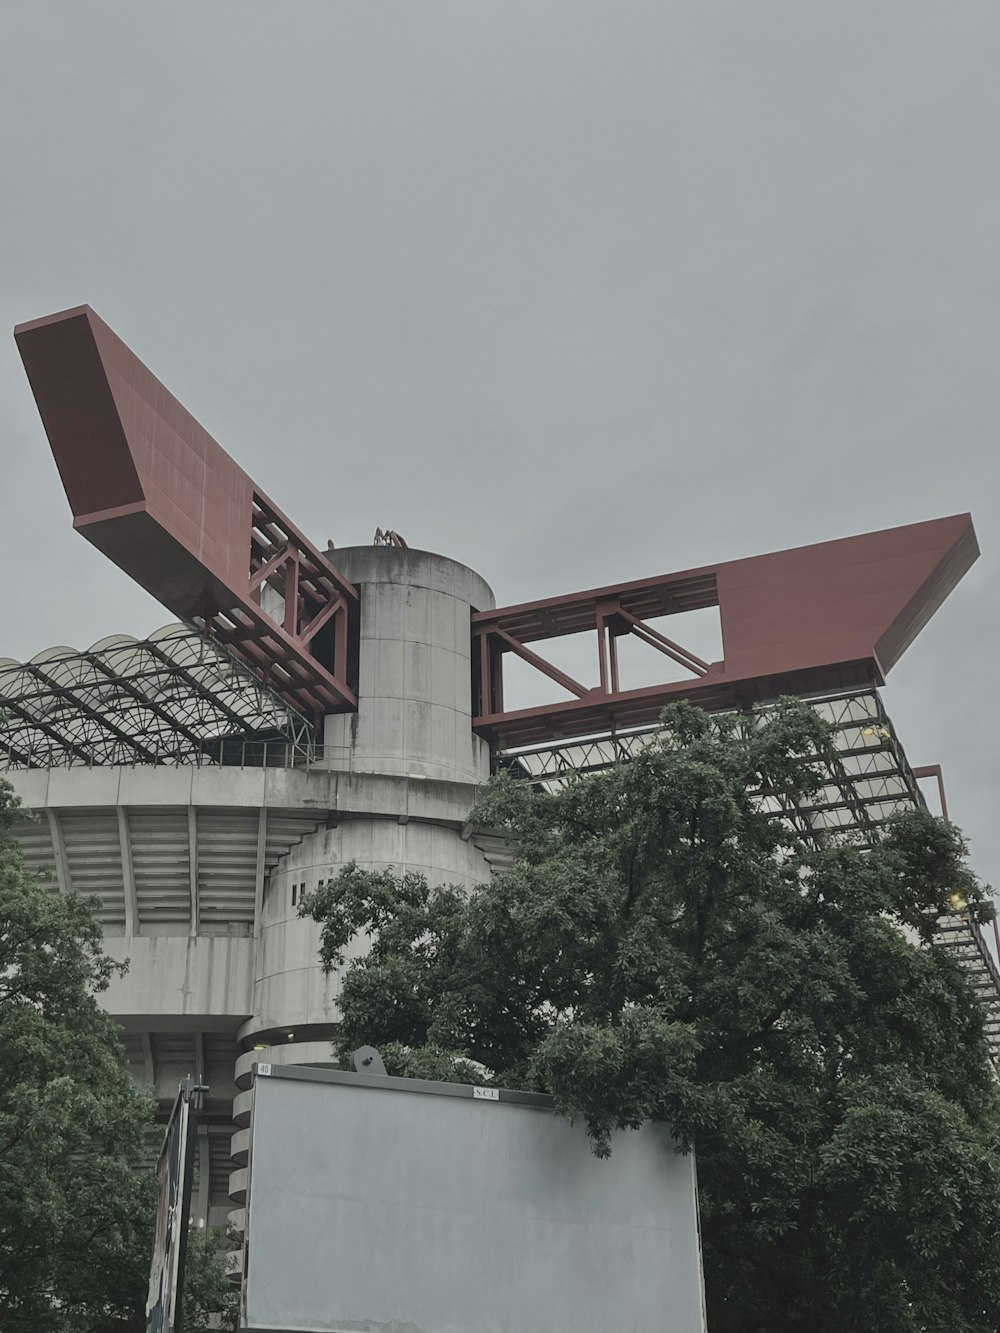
501,689,922,845
12,304,979,748
0,624,313,769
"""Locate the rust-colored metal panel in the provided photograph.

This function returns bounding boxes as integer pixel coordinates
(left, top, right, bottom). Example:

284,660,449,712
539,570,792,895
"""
15,306,357,717
716,513,978,681
473,515,977,746
15,306,144,517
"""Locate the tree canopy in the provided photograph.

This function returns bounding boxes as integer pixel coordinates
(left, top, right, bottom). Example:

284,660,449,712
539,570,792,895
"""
301,699,1000,1332
180,1226,240,1333
0,779,156,1331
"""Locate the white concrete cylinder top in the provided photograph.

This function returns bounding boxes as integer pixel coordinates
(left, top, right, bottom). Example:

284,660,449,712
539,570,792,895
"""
322,546,495,784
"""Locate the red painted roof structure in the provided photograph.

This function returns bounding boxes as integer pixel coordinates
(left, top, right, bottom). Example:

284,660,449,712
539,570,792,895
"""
14,306,978,747
472,514,978,745
15,307,357,716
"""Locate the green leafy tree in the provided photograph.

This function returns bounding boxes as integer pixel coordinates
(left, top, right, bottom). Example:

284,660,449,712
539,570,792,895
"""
301,700,1000,1332
181,1226,240,1333
0,779,156,1332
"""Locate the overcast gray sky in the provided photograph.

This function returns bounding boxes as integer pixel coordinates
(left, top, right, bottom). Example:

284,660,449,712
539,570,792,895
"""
1,3,998,887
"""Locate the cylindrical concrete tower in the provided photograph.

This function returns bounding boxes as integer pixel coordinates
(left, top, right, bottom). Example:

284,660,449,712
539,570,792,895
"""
322,546,494,784
245,549,497,1050
228,549,503,1219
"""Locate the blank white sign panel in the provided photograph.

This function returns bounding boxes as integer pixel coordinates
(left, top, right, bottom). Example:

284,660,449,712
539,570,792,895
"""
244,1067,707,1333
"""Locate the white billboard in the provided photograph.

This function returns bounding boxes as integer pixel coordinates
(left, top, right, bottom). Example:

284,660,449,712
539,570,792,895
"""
243,1063,707,1333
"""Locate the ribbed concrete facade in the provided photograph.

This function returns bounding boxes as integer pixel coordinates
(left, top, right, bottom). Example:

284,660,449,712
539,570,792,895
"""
5,549,502,1229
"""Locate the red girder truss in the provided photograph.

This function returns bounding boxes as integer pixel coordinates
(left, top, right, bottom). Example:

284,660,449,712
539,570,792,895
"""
472,514,978,747
15,307,358,718
13,307,979,753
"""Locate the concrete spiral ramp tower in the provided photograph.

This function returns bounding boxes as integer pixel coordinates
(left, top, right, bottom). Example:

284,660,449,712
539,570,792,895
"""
231,546,498,1222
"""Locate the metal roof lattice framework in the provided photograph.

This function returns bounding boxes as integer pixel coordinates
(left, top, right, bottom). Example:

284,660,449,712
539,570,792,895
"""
0,624,314,770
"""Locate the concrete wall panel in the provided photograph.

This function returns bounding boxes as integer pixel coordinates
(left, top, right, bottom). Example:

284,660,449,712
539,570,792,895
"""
102,934,254,1021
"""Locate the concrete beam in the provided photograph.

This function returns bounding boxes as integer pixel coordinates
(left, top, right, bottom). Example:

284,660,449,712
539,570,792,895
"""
188,806,199,935
140,1031,154,1088
253,808,267,940
196,1123,211,1227
194,1031,205,1085
46,808,70,894
116,806,138,935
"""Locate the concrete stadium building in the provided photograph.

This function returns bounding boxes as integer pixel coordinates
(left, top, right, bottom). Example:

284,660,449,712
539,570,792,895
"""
4,305,999,1236
3,544,502,1230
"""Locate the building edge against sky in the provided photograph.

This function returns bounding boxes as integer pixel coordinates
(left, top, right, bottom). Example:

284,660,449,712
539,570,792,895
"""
3,304,1000,1236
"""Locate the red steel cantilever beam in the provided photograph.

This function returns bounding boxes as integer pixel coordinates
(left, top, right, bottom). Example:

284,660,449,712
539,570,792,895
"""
15,306,358,719
473,514,978,747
